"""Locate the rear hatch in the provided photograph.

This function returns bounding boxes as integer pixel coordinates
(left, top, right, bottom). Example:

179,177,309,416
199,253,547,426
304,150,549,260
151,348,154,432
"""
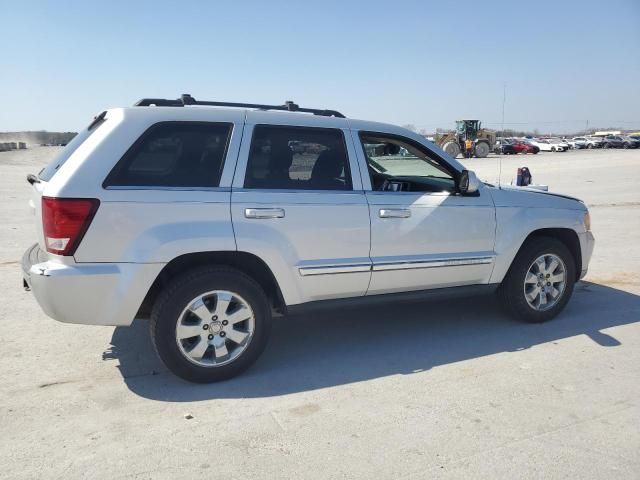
28,112,107,254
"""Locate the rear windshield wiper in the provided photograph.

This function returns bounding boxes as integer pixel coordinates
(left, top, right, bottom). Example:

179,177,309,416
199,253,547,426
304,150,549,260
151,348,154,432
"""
27,173,40,185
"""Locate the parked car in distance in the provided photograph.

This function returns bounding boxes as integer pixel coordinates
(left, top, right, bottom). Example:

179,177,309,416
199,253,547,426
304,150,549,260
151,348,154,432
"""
620,136,640,149
584,136,604,148
567,137,588,149
513,141,539,154
548,138,570,151
22,94,595,383
494,138,517,155
529,139,565,152
603,135,626,148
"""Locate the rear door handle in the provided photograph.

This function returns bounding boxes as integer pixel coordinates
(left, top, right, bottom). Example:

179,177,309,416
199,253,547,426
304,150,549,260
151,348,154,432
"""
245,208,285,219
379,208,411,218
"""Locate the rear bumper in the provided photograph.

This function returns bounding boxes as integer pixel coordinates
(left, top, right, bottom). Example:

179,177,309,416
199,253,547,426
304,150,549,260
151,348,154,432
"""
22,244,163,326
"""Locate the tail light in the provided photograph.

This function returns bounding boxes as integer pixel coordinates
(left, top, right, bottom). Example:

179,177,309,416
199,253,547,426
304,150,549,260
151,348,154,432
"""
42,197,100,256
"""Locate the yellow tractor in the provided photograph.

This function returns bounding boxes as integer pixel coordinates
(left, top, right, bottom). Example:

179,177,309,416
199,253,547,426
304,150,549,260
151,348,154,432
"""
435,120,496,158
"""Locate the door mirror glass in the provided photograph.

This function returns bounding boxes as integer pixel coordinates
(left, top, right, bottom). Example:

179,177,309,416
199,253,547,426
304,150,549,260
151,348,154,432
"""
459,169,480,194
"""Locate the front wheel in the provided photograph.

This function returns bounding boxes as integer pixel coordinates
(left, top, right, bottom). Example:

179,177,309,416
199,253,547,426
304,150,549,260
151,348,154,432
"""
499,237,576,323
443,141,461,158
151,267,272,383
474,141,490,158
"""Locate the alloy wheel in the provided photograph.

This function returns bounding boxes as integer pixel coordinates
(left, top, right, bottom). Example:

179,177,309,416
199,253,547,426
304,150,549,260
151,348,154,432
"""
175,290,255,367
523,254,567,311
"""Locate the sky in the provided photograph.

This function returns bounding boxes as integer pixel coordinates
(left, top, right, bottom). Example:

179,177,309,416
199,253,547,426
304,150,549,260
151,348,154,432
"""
1,0,639,133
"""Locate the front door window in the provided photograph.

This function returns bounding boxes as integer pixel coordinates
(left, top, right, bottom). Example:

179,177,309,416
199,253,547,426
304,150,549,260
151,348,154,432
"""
360,134,456,193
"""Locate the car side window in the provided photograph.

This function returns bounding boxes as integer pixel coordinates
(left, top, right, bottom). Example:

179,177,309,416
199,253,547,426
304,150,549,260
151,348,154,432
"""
360,133,456,193
104,122,232,188
244,125,352,191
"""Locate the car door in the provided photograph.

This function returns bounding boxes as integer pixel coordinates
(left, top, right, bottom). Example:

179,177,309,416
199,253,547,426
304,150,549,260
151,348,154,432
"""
352,129,496,295
231,114,371,305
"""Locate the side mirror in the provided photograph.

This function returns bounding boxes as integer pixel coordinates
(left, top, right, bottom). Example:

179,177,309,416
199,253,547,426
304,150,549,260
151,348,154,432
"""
459,169,480,195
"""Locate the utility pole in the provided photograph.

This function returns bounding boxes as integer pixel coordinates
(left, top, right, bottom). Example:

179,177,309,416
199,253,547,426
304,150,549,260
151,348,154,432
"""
501,82,506,137
498,82,506,188
586,119,589,135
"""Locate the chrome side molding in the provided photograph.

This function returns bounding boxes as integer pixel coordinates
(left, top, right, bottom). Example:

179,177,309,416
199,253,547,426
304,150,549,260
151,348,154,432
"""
372,256,494,272
299,263,372,276
298,256,494,276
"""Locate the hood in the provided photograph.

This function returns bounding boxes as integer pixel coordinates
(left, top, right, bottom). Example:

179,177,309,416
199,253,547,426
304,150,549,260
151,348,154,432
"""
486,184,586,210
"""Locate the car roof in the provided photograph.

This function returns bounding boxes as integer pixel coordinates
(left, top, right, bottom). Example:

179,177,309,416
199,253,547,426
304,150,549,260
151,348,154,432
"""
108,105,421,137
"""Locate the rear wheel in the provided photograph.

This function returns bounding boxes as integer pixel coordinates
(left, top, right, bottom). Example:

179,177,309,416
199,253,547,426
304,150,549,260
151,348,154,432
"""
151,267,272,382
551,146,556,152
587,143,593,149
499,237,575,323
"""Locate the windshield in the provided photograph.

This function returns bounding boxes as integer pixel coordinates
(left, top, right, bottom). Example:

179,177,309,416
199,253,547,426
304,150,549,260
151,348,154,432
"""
38,112,106,181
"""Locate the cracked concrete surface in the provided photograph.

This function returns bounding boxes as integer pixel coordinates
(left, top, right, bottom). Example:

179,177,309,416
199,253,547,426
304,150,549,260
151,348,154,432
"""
1,147,638,479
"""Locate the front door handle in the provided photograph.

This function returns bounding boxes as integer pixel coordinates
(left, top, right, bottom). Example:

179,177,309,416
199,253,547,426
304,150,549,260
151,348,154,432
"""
245,208,285,219
379,208,411,218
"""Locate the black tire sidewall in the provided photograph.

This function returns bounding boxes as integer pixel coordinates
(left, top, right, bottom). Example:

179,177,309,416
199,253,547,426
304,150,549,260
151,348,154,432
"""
151,267,272,383
500,237,576,323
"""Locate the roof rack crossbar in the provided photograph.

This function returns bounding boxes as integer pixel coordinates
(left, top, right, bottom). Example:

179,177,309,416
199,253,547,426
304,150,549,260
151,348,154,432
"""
134,94,345,118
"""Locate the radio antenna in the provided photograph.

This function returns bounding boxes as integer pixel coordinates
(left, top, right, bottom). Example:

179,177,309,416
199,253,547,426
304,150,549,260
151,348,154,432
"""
498,82,506,188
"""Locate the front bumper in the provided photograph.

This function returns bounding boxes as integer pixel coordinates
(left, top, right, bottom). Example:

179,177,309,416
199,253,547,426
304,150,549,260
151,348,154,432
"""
578,231,595,279
22,243,163,326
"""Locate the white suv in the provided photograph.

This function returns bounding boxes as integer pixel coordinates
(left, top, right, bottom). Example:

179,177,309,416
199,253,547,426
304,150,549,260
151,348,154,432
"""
23,95,595,382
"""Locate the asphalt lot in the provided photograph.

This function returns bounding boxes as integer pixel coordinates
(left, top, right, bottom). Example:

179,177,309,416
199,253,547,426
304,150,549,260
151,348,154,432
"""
1,147,639,479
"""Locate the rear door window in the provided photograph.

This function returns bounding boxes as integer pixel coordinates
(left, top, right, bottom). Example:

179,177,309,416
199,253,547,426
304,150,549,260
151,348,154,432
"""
244,125,352,190
104,122,232,188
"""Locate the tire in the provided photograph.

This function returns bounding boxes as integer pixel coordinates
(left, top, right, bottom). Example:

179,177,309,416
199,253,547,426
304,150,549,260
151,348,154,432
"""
474,141,490,158
443,141,461,158
150,266,272,383
623,143,629,149
499,237,576,323
587,144,593,149
551,147,556,152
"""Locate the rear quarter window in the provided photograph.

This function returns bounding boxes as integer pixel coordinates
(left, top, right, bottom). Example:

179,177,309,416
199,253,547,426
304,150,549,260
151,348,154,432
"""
38,112,107,182
104,122,232,188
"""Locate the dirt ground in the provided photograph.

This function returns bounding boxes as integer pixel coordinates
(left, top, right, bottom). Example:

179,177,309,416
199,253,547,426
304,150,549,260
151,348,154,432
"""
1,146,638,479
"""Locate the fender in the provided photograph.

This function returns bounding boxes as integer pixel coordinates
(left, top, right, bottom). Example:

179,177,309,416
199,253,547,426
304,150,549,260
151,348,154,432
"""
490,205,586,284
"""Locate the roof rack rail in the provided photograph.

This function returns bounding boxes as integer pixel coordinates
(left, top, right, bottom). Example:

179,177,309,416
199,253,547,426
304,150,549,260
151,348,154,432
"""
134,94,346,118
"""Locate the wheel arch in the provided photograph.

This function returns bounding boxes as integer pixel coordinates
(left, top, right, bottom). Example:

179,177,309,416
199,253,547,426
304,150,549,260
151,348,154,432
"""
508,228,582,282
137,251,287,318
